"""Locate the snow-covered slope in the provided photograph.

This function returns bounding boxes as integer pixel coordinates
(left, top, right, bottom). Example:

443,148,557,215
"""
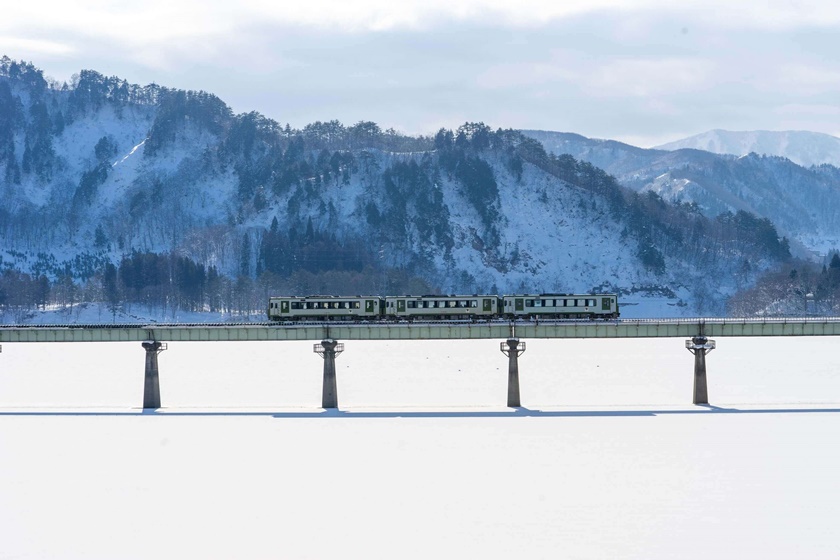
655,129,840,168
523,129,840,256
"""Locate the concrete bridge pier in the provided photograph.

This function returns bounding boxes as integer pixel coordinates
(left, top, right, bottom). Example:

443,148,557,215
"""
142,340,167,410
314,339,344,409
685,336,715,405
500,338,526,407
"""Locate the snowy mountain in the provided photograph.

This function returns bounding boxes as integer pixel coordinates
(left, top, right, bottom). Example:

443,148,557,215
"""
0,59,794,320
654,129,840,168
523,130,840,256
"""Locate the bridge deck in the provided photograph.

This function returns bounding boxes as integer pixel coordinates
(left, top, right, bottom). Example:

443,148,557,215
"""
1,318,840,343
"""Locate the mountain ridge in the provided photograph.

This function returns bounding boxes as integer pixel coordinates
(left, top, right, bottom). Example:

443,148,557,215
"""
0,58,804,320
653,129,840,168
522,129,840,256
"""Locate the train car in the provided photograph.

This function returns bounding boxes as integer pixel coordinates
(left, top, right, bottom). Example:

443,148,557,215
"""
267,293,619,321
267,295,382,321
502,294,619,319
384,295,500,320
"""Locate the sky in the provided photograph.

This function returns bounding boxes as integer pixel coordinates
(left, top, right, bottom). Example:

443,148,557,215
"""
2,0,840,147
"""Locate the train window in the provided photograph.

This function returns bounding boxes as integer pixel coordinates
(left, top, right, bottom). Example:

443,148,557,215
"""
525,299,534,307
354,302,361,309
587,299,596,307
471,300,477,308
407,301,417,308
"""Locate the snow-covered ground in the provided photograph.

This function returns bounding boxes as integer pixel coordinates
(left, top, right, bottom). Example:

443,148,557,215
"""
1,337,839,558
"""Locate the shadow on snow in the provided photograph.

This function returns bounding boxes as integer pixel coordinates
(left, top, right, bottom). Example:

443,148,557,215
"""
2,405,840,418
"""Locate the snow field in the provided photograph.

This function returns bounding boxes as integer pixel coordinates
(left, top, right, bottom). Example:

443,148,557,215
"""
1,337,839,558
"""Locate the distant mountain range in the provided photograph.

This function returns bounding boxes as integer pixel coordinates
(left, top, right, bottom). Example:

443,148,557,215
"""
654,129,840,168
522,130,840,256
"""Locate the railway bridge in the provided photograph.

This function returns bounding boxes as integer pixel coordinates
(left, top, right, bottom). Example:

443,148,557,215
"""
1,317,839,409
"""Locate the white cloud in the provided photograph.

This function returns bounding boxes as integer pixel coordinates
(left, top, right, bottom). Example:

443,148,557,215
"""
4,0,840,144
475,53,717,99
769,64,840,95
0,37,76,57
241,0,840,31
583,58,717,98
5,0,840,44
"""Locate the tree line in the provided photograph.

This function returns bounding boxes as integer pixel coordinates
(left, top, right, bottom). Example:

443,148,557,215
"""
0,250,434,323
728,253,840,316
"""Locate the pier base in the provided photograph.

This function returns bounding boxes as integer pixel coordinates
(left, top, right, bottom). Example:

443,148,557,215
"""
500,338,526,408
314,339,344,409
685,336,715,405
142,341,167,409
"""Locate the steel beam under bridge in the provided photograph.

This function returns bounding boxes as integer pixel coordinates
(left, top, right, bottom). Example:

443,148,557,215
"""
2,318,840,343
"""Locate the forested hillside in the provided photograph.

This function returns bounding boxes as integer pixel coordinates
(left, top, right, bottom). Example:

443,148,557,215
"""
0,58,797,321
524,130,840,255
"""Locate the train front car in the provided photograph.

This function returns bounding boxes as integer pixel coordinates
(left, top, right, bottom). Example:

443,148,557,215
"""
384,295,500,321
503,294,619,319
267,296,383,321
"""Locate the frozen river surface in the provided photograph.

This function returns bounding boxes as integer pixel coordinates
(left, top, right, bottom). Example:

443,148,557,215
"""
1,338,839,559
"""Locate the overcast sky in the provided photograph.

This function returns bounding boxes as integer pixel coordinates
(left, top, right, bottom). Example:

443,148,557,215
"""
2,0,840,147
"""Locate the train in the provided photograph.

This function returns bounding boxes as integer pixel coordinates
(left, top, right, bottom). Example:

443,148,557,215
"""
267,293,619,321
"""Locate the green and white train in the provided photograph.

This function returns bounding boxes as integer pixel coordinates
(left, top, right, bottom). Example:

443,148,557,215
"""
267,293,619,321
